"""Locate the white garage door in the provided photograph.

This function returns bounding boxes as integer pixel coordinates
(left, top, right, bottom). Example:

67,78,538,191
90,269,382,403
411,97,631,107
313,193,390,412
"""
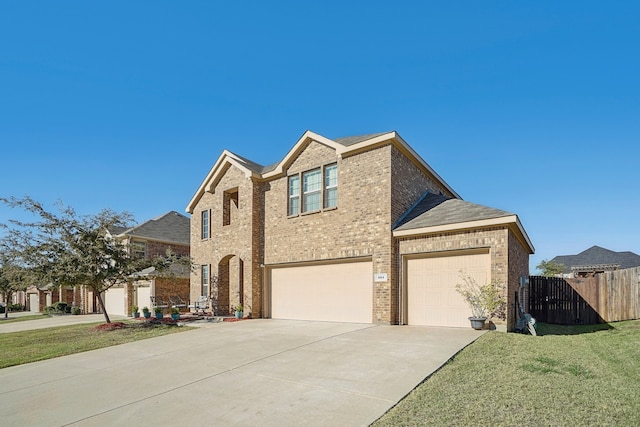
270,260,373,323
406,251,490,327
104,287,126,316
136,286,151,312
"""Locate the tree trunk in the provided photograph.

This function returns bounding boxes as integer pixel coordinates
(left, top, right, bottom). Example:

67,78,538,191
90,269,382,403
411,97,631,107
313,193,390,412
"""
95,290,111,324
4,291,11,318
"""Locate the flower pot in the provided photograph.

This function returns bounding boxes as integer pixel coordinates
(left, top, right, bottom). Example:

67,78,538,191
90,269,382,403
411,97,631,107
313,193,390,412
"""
133,312,140,318
235,310,243,319
155,312,163,320
143,312,151,319
171,313,180,321
469,316,487,330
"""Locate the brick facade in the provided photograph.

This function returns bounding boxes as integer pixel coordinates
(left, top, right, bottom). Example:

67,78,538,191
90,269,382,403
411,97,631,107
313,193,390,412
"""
188,131,533,328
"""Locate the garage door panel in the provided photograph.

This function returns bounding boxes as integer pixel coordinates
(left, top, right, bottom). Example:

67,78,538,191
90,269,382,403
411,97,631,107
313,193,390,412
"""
104,287,126,316
407,252,490,327
271,261,372,323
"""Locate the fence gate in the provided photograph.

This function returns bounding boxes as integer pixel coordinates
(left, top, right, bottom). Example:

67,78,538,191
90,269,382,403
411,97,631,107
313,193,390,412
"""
528,276,601,325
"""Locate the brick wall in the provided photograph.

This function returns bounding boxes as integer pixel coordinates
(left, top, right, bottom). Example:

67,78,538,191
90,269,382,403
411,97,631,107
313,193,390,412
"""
263,141,394,323
507,229,531,331
190,163,260,317
397,227,513,328
388,145,451,323
146,241,190,259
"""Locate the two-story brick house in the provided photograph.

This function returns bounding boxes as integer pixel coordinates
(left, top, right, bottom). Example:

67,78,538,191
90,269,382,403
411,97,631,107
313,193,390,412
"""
187,130,534,330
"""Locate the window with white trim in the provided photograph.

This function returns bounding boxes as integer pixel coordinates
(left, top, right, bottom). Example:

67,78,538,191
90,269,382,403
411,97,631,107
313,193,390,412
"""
288,163,338,215
288,175,300,216
201,210,209,239
302,168,322,212
324,163,338,209
201,264,209,297
131,241,147,259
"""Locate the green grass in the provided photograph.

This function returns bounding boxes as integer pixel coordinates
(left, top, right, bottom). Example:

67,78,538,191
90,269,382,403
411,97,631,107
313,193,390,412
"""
373,320,640,426
0,321,190,369
0,314,51,323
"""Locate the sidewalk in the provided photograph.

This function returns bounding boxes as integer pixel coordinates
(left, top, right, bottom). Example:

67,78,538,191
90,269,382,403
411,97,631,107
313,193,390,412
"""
0,313,127,333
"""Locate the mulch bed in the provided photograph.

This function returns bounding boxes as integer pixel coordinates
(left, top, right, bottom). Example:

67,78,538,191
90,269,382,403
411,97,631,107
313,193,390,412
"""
92,322,127,332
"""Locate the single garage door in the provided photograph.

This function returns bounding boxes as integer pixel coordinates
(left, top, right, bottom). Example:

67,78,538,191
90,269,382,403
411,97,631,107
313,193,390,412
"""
136,285,151,312
270,260,373,323
406,250,490,327
104,287,125,316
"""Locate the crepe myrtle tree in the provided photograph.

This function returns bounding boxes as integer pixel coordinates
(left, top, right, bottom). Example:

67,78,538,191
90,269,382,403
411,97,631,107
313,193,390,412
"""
0,257,26,318
0,196,152,324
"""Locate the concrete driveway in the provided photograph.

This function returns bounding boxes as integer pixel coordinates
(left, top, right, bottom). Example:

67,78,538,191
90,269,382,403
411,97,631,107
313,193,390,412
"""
0,319,484,426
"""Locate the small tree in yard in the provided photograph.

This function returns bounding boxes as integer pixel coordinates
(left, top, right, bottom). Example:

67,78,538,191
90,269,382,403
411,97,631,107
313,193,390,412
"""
536,259,565,277
456,272,506,320
0,196,151,324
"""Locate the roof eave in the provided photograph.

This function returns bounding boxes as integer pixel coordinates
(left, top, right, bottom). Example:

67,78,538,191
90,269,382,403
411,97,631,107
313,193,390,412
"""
393,214,535,254
186,150,260,213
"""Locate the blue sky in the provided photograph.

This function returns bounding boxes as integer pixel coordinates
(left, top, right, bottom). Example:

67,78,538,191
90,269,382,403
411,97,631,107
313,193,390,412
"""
1,1,638,273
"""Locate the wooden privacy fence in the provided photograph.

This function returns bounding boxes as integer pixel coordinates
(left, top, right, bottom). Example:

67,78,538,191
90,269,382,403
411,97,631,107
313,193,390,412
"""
528,267,640,325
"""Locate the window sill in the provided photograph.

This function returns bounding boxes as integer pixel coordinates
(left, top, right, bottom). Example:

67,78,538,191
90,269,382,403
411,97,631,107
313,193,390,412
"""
288,206,338,218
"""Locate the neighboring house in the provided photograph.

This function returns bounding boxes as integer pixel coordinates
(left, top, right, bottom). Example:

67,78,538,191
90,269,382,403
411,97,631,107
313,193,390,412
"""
187,130,534,331
23,211,190,314
551,245,640,277
99,211,191,316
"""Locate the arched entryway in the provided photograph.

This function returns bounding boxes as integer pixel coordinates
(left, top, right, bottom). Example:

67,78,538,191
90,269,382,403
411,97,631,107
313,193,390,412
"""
218,254,245,315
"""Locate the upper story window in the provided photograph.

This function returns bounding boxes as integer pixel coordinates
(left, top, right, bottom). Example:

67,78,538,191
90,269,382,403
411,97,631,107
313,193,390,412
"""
288,163,338,216
288,175,300,216
303,168,322,212
131,241,147,259
201,210,209,239
324,163,338,209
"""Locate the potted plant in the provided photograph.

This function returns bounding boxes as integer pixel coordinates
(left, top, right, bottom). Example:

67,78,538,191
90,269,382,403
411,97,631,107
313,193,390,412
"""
234,304,244,319
456,273,506,330
132,305,140,318
142,306,151,318
171,307,180,321
154,306,163,319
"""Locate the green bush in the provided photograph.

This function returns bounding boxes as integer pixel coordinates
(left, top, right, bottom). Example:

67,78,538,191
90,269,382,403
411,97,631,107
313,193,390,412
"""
9,303,24,311
46,302,69,314
71,306,82,315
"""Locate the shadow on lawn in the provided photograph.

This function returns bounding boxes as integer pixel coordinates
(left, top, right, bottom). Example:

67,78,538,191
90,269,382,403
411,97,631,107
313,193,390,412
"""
535,322,613,336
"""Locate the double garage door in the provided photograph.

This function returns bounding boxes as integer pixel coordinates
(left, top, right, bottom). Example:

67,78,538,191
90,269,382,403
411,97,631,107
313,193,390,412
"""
406,250,490,328
268,251,490,328
269,260,373,323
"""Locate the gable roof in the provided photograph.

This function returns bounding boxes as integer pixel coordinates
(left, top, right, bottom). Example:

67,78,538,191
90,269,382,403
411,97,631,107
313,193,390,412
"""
393,193,534,254
186,130,459,213
116,211,190,246
551,246,640,273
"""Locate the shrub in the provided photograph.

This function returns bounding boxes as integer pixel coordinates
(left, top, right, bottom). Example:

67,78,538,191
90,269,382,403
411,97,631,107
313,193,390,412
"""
456,273,506,320
71,306,82,315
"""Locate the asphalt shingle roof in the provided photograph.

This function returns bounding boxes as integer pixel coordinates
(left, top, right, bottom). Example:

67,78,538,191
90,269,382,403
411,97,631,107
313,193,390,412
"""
334,132,390,146
394,193,514,231
551,246,640,273
227,132,393,175
118,211,190,245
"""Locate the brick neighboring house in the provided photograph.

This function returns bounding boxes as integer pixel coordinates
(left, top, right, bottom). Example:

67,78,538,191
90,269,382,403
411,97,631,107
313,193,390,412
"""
187,130,534,331
26,211,190,315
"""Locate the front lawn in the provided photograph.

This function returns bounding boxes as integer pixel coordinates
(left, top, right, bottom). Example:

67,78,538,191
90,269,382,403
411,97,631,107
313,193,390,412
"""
373,320,640,426
0,321,190,369
0,314,50,324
